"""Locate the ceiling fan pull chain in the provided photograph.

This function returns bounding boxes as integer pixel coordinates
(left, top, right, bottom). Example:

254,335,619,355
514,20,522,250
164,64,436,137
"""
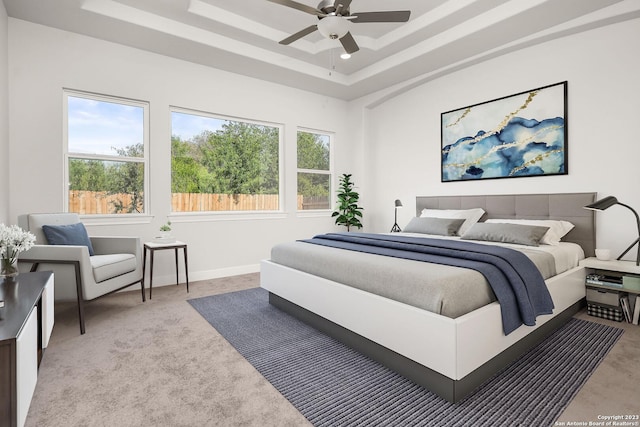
329,49,335,76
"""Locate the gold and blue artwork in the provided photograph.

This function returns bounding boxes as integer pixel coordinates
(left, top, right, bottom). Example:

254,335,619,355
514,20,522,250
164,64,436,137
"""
441,82,567,182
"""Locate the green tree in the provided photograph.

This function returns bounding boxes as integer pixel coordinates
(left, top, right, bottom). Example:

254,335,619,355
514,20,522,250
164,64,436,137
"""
297,131,331,200
195,121,279,195
107,143,144,213
171,136,215,193
297,132,329,170
69,159,107,191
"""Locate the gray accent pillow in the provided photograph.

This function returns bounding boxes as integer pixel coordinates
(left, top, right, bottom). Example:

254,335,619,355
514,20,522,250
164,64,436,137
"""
42,223,95,256
460,223,550,246
403,217,466,236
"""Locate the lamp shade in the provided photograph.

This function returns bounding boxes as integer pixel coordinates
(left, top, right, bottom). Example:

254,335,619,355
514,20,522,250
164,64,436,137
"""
317,15,350,39
584,195,640,265
395,199,403,208
584,196,619,211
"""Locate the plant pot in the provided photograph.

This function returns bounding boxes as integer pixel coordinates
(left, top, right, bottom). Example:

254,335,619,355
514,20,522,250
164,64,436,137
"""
0,258,18,278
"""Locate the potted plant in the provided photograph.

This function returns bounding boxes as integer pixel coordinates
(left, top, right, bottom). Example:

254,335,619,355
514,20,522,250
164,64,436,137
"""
332,173,364,232
159,221,172,238
0,224,36,277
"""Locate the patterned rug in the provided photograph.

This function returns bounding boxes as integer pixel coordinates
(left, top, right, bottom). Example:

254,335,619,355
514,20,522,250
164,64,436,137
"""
189,288,623,427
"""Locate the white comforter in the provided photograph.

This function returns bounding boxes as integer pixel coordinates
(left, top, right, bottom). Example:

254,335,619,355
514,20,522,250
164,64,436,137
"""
270,233,584,319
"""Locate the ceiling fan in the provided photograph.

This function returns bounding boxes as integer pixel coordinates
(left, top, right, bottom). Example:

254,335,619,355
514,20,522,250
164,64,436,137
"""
268,0,411,54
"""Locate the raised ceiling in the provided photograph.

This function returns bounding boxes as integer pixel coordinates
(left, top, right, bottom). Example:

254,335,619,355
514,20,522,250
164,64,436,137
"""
4,0,640,100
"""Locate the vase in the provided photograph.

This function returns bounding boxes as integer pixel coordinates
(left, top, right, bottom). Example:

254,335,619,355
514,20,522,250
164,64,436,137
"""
0,258,19,278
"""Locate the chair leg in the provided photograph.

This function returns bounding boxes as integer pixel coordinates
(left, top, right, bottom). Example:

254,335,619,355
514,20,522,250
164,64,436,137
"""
140,280,146,302
73,261,86,335
26,259,87,334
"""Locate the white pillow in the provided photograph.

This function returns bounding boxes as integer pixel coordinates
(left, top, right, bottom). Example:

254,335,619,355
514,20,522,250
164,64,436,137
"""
420,208,485,235
484,219,575,245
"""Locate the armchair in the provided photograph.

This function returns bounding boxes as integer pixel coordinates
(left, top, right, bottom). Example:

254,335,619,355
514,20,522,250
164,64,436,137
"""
18,213,144,334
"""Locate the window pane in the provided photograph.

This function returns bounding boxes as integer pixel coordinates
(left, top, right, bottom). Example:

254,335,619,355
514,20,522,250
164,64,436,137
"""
297,172,330,210
68,158,144,214
68,96,144,157
297,131,330,170
171,111,280,212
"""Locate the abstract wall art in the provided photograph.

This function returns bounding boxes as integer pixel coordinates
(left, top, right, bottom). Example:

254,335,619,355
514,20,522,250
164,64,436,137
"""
441,81,568,182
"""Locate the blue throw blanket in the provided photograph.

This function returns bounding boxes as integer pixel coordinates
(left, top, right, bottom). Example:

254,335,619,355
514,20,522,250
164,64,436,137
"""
301,233,554,335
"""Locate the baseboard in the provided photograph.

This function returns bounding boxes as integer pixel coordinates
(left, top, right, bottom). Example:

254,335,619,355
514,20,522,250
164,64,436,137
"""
144,263,260,288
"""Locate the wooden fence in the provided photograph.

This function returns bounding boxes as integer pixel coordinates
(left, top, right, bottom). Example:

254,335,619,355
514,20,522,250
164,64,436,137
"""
69,191,330,213
299,195,330,210
172,193,281,212
69,191,141,215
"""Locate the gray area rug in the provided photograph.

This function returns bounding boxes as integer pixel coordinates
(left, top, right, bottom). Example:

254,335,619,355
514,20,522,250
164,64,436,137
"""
188,288,623,427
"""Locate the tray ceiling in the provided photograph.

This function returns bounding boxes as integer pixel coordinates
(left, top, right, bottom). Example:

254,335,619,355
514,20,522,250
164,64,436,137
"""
4,0,640,100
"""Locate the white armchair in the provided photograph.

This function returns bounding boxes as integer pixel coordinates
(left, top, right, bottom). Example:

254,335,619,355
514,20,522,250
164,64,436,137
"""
18,213,144,334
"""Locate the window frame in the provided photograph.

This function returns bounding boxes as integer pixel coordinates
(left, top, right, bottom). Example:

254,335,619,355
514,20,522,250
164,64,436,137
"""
63,89,150,218
169,106,285,215
296,127,334,212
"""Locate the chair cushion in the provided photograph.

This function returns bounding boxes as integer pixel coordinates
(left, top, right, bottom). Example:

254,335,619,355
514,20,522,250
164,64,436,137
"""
90,253,137,283
42,223,95,256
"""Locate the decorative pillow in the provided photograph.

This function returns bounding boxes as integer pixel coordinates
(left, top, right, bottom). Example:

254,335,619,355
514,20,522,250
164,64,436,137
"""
420,208,485,235
42,223,95,256
461,223,550,246
403,217,466,236
484,219,575,245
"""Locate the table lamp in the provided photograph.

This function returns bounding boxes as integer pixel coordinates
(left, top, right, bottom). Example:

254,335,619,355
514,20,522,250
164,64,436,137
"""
584,196,640,265
390,199,403,232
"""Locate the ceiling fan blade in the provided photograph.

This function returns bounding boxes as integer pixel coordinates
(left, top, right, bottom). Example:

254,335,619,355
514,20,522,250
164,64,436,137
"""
351,11,411,23
339,31,359,54
279,25,318,45
267,0,325,16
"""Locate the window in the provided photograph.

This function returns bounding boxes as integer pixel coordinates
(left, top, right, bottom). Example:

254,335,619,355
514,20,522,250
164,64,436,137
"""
65,91,148,215
171,108,281,212
297,130,332,210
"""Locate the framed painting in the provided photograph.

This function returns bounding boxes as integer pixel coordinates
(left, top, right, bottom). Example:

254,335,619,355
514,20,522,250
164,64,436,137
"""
441,81,568,182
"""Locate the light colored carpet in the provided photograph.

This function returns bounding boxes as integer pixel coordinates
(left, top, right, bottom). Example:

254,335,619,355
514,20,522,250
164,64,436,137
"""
25,274,309,427
25,274,640,426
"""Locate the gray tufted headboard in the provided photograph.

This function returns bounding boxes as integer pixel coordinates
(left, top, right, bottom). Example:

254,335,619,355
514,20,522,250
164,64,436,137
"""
415,193,596,257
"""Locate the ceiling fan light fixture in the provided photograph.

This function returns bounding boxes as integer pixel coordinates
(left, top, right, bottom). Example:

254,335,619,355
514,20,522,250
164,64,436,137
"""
317,15,350,39
340,52,351,59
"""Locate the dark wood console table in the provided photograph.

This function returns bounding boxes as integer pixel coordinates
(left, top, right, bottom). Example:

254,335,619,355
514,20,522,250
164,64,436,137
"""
0,271,54,427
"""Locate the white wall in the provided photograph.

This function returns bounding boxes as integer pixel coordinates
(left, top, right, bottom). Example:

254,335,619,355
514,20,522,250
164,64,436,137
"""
8,15,640,290
0,3,8,224
7,19,359,290
359,18,640,262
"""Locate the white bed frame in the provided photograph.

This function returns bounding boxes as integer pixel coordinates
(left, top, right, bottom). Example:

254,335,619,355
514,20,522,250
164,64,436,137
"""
260,193,596,402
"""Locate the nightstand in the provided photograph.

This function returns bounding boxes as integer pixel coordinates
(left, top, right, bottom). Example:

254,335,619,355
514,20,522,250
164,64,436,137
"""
579,257,640,324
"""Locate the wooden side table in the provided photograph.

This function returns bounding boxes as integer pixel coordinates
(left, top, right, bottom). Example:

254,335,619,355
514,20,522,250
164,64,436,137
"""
142,241,189,299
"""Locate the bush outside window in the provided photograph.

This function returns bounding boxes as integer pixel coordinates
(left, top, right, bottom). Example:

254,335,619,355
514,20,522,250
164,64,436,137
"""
65,91,148,215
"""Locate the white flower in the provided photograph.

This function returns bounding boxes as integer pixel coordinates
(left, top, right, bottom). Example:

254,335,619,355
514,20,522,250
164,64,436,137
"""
0,224,36,262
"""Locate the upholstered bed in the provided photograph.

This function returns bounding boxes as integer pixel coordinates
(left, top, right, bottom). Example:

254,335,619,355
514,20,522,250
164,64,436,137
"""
260,193,595,402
